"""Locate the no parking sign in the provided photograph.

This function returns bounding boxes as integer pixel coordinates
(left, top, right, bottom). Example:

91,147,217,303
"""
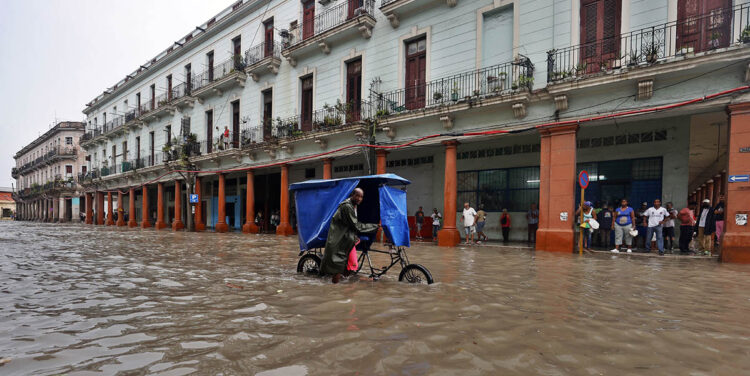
578,170,589,189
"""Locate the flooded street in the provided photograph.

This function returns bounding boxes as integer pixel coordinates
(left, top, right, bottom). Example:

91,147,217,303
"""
1,221,750,375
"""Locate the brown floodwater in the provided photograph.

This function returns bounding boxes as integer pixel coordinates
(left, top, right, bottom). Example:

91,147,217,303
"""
1,221,750,375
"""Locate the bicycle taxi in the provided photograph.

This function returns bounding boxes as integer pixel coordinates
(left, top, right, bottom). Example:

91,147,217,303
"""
291,174,434,284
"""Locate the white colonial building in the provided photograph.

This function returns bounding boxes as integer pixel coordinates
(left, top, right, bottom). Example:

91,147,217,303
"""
75,0,750,260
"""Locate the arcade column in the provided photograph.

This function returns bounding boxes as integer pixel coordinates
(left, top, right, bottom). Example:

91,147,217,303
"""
722,103,750,262
128,188,137,227
536,124,578,253
194,177,205,232
155,182,166,230
277,164,293,236
86,193,93,224
172,181,184,231
437,140,461,247
116,191,125,226
216,174,229,233
376,150,388,174
106,192,114,226
141,185,152,228
323,158,333,179
243,170,259,233
96,191,104,225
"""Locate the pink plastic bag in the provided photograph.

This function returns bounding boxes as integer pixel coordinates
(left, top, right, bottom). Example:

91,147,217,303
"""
347,240,359,271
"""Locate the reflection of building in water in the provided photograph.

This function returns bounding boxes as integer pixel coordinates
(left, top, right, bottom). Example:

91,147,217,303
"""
25,0,748,260
0,188,16,219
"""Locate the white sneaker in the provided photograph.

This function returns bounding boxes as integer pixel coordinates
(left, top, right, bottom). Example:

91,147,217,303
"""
610,249,619,253
626,249,633,253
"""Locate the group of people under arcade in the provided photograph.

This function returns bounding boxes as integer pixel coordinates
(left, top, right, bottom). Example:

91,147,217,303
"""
576,196,725,256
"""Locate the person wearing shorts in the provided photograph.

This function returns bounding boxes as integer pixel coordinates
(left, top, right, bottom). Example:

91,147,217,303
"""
462,202,477,245
611,198,635,253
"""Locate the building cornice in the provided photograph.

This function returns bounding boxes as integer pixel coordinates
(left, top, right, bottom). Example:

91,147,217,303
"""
82,0,271,115
14,122,85,159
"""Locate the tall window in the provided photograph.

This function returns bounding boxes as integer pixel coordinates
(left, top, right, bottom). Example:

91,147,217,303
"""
262,89,273,140
65,137,73,145
405,37,426,110
302,0,315,40
207,51,215,81
185,64,192,93
136,136,141,161
346,58,362,122
580,0,621,72
231,100,240,148
677,0,732,53
206,110,214,153
149,131,155,166
264,19,274,57
150,84,156,108
300,76,313,131
166,75,173,100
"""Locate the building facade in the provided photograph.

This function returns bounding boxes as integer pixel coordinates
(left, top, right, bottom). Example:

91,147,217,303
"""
12,122,87,222
0,188,15,219
77,0,750,261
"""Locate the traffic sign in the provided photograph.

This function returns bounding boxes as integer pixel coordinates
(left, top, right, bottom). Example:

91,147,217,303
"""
728,175,750,183
578,170,590,189
189,194,199,204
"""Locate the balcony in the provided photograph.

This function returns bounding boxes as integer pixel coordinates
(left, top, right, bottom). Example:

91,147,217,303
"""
244,41,282,81
170,82,195,109
140,91,174,122
271,100,374,142
380,0,457,28
547,4,750,86
281,0,376,66
11,167,19,179
191,56,247,100
375,59,532,119
15,146,79,176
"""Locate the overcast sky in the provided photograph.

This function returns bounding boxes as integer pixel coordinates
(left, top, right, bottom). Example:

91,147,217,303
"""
0,0,232,188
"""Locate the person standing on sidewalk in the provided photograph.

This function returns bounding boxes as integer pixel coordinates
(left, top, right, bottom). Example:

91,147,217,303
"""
597,203,613,249
414,206,425,240
500,209,511,244
462,202,477,245
663,202,678,252
644,199,670,255
713,195,725,248
475,205,488,242
678,201,697,254
526,203,539,243
611,199,635,253
697,199,715,255
430,208,442,242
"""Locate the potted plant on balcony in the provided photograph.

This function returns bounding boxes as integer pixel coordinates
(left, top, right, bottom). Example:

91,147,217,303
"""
451,81,460,101
645,43,659,63
433,91,443,102
628,51,639,66
742,25,750,43
611,54,622,69
709,31,722,49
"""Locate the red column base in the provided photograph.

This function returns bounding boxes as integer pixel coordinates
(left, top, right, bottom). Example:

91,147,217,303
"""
116,220,125,227
720,232,750,263
195,223,205,232
276,223,293,236
106,219,114,226
128,220,137,228
535,229,575,253
172,221,184,231
437,228,461,247
215,222,229,233
155,221,167,230
86,219,93,225
141,220,152,229
242,222,259,233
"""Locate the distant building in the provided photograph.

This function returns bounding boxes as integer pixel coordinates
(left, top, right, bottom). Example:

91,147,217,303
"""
0,187,14,219
12,121,86,222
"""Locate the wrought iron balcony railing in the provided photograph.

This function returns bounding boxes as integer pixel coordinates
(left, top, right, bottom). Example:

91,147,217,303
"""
273,100,374,140
191,55,246,92
286,0,375,47
375,60,532,115
245,41,282,67
547,3,750,83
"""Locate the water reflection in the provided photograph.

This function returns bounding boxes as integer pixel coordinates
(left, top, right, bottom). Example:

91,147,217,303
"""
1,221,750,375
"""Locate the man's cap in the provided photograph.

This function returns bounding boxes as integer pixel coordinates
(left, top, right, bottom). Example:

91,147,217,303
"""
642,202,648,206
703,199,710,203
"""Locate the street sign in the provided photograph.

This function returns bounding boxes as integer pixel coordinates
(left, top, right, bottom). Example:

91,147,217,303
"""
728,175,750,183
578,170,590,189
189,194,199,204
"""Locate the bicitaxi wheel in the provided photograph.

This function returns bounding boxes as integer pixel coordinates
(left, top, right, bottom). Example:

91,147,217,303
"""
297,253,321,275
398,264,434,284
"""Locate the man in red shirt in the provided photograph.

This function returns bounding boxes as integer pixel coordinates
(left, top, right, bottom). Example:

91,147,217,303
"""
678,201,697,254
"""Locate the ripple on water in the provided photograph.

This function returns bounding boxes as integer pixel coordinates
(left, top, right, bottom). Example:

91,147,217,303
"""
1,221,750,375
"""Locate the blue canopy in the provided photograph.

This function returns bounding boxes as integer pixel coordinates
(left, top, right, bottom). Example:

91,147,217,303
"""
291,174,411,250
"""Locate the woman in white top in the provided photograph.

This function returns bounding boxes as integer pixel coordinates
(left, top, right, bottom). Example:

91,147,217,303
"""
576,201,595,252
